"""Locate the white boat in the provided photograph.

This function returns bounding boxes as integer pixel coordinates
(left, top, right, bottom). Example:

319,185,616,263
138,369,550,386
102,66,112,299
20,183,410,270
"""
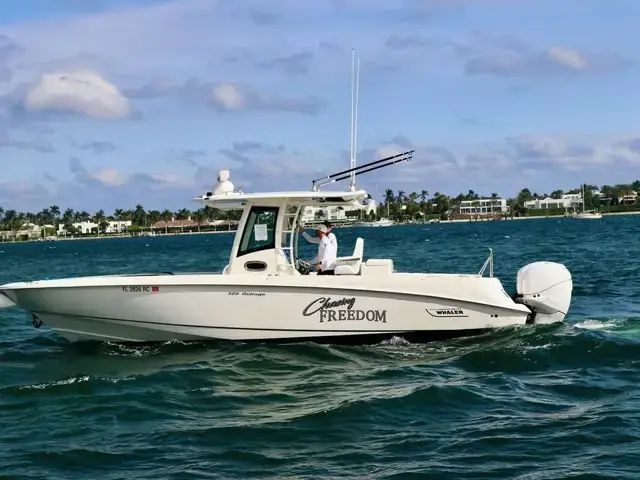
574,184,602,219
574,211,602,219
0,164,574,344
354,218,394,227
0,50,574,345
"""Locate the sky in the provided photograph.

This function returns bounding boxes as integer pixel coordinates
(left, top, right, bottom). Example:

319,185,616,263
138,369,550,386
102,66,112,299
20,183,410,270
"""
1,0,639,213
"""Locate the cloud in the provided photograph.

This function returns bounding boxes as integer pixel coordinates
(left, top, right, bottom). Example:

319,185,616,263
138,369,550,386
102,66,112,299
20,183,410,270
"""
464,33,626,77
344,130,640,196
247,10,279,26
65,156,192,195
0,181,50,204
90,168,128,187
68,157,87,174
258,52,315,75
125,78,324,115
385,35,472,56
76,140,116,154
384,30,626,77
192,140,335,194
0,34,22,83
0,135,55,153
502,134,611,170
167,148,206,167
22,70,132,118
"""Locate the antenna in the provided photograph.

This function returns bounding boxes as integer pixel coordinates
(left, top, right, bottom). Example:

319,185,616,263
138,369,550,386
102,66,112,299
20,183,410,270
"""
350,54,360,192
310,49,413,192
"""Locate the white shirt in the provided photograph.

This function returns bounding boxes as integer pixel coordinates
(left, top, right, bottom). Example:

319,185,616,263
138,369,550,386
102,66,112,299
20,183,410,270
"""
311,236,337,271
302,231,338,253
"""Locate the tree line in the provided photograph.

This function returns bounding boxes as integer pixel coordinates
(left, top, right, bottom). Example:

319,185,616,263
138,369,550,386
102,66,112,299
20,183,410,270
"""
1,180,639,232
375,181,640,219
0,204,241,234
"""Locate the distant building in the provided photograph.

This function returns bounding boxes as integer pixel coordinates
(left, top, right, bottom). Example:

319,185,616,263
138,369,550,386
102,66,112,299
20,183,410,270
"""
106,220,132,234
58,221,97,235
1,223,43,240
459,198,508,215
57,220,132,235
524,194,582,210
619,191,638,204
300,206,347,223
151,218,197,229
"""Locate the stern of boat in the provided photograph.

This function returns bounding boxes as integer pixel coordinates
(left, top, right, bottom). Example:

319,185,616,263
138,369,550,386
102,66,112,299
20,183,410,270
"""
513,261,573,324
478,249,573,324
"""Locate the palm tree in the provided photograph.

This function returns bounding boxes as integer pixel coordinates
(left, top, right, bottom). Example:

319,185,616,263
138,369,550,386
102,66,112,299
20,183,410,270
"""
193,210,205,233
49,205,60,224
160,209,173,234
133,204,146,228
94,209,107,234
147,210,161,229
175,208,191,233
490,192,499,215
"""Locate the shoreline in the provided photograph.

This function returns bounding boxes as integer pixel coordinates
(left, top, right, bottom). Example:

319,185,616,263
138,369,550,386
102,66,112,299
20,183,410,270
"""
1,229,236,244
2,210,639,244
430,210,640,224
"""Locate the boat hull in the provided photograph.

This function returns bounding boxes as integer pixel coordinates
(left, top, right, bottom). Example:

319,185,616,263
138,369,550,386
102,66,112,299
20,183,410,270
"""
29,311,494,345
1,274,531,344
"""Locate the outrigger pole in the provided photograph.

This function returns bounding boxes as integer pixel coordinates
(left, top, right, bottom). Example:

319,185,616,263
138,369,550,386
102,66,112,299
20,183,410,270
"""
312,149,414,190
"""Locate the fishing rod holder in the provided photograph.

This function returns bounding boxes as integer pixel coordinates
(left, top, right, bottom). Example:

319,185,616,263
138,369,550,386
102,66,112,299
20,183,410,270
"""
311,149,414,191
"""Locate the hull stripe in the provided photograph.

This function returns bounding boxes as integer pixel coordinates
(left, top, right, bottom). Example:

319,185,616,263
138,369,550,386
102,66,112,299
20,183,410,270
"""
33,310,493,335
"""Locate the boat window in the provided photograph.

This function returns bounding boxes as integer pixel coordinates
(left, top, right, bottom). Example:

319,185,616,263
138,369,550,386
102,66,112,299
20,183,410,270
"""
237,206,279,257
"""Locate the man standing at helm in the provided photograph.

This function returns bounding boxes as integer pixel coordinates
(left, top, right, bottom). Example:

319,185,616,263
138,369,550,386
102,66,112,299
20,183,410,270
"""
299,222,338,275
300,221,338,252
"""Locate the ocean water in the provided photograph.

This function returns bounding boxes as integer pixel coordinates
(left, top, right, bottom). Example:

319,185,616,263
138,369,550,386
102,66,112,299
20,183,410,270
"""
1,217,639,479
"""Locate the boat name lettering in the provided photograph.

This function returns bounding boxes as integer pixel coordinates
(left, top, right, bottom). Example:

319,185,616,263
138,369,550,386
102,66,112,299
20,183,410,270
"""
227,292,266,296
302,297,387,323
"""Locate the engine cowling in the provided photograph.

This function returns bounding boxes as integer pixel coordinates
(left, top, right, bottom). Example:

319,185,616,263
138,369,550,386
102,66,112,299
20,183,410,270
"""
516,261,573,324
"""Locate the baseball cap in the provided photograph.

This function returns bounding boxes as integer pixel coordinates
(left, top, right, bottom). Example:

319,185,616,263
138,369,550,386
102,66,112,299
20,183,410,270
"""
316,225,329,233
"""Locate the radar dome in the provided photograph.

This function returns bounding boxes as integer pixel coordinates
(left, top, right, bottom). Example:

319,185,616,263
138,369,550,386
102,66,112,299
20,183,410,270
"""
213,170,235,195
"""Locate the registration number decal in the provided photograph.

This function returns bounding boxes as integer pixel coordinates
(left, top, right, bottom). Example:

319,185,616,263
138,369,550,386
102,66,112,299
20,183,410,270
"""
122,286,159,293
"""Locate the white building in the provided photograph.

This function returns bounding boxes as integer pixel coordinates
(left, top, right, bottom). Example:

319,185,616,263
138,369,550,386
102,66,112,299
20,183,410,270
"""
524,194,582,210
57,220,132,235
300,206,348,223
106,220,132,233
459,198,508,215
619,191,638,204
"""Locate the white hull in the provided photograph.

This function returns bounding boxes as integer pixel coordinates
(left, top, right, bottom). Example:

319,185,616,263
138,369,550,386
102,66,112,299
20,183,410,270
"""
353,217,394,227
1,273,537,344
574,213,602,219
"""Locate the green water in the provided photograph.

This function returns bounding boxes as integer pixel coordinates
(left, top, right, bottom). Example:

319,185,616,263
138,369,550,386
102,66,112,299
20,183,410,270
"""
1,217,639,479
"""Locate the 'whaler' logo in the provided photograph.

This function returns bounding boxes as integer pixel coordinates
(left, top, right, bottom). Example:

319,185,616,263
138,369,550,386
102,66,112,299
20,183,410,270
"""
426,308,467,318
303,297,387,323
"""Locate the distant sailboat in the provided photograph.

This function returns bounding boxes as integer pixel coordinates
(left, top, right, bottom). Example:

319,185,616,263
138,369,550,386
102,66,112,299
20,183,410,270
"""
574,184,602,219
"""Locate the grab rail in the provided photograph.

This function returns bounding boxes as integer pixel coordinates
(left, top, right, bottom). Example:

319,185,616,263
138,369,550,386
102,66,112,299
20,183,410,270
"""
478,248,494,278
